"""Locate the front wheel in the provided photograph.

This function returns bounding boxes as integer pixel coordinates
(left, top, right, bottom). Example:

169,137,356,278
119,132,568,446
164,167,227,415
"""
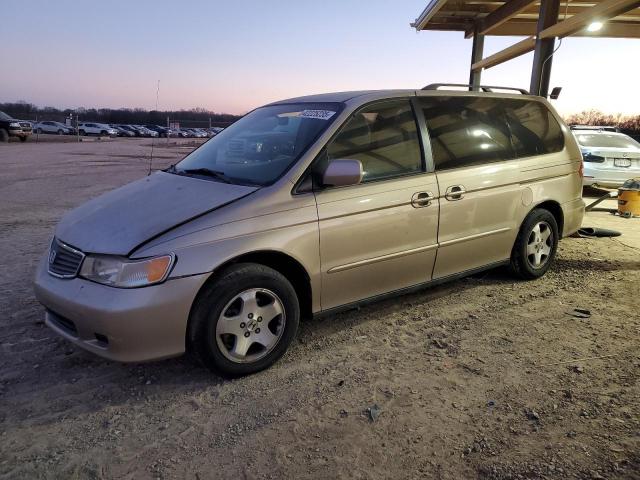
19,136,27,142
0,129,9,142
510,208,559,280
188,263,300,377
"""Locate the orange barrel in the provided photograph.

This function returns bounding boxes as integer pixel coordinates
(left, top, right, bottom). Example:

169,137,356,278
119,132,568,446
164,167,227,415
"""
618,178,640,218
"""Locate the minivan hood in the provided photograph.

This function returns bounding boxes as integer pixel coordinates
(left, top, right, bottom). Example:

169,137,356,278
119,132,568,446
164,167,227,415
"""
55,171,257,255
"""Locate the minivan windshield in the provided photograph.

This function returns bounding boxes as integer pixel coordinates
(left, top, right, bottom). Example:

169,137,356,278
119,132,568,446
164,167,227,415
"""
173,102,343,186
575,133,640,150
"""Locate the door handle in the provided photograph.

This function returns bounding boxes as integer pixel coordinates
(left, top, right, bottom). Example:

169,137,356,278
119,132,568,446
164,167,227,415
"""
445,185,466,201
411,191,435,208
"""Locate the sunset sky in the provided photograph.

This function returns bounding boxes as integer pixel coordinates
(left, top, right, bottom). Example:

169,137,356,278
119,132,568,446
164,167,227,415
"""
2,0,639,116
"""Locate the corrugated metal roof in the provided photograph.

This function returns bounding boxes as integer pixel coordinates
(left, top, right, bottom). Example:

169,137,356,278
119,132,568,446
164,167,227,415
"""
412,0,640,38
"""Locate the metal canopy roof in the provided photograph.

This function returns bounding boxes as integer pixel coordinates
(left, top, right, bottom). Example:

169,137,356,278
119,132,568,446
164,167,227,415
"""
412,0,640,38
411,0,640,97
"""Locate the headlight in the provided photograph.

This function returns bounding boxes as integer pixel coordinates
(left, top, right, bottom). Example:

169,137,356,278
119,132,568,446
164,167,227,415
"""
9,122,20,128
79,254,174,288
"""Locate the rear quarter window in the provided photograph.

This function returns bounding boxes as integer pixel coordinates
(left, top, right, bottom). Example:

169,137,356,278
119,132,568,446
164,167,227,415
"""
502,99,564,157
420,96,565,171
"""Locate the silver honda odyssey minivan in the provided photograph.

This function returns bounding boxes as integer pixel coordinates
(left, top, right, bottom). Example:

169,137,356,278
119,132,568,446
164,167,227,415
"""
35,86,585,376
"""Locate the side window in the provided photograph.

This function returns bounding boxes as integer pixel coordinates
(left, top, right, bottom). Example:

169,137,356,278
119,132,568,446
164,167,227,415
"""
502,99,564,156
325,99,423,183
420,96,514,171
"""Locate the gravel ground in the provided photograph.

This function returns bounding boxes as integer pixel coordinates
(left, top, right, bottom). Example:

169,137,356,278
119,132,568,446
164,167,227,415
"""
1,139,639,479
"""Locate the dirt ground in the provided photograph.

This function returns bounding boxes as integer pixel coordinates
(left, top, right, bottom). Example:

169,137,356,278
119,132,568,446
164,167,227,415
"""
0,139,638,480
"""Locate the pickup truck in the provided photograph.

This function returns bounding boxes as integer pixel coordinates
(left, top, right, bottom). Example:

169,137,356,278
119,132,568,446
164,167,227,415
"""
0,111,32,142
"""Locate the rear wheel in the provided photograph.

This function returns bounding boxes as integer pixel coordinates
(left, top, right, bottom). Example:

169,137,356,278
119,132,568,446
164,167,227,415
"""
19,136,27,142
79,130,86,136
57,129,64,135
510,208,559,279
188,263,299,377
37,128,43,134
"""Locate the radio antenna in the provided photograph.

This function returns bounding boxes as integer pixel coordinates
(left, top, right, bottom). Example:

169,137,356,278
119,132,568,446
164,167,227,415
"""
148,79,160,175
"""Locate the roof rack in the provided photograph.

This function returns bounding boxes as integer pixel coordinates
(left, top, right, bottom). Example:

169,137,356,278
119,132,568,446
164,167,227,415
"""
569,125,620,132
422,83,530,95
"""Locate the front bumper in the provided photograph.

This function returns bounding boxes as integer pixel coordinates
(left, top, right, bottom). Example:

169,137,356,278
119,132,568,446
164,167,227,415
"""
9,128,31,138
34,255,209,362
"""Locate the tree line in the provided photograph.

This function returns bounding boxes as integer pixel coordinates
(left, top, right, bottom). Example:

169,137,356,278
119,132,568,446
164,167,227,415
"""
0,101,241,128
2,101,638,138
564,110,640,139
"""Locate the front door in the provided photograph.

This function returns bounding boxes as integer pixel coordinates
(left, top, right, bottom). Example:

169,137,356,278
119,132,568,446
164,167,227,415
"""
313,98,440,310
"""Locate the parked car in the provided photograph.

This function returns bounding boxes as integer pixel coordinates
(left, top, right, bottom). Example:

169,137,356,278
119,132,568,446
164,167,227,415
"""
33,121,74,135
34,87,584,377
0,111,32,142
109,125,135,137
174,128,192,138
573,129,640,188
78,123,117,137
207,127,224,137
193,128,209,138
144,125,172,138
186,128,207,138
117,125,142,137
133,125,158,138
129,125,149,136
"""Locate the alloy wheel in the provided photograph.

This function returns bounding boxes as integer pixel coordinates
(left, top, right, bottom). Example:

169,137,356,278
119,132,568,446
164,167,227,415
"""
526,221,553,269
215,288,286,364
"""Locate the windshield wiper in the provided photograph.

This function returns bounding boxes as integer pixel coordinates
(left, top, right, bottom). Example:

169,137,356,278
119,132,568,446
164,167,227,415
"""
177,167,235,184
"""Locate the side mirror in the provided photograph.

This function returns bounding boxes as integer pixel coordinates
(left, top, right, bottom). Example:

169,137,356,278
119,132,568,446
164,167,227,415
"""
322,159,363,187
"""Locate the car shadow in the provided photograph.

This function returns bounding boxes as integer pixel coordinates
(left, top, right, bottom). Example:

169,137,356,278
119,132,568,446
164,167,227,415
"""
583,185,614,198
554,257,640,272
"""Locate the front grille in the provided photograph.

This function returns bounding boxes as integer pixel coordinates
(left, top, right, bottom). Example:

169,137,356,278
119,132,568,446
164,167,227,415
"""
48,239,85,278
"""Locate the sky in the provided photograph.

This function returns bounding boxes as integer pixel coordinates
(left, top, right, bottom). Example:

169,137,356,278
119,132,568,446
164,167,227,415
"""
1,0,639,116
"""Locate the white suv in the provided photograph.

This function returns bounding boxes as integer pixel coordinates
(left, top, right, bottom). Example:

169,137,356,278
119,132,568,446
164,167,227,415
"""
34,121,74,135
78,123,117,137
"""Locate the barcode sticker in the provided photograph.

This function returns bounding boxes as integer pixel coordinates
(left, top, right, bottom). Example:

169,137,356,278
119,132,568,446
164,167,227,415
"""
299,110,336,120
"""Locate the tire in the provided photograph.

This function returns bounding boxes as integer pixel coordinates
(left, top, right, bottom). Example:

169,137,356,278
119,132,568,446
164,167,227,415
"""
510,208,559,280
188,263,300,377
100,130,107,136
19,136,27,142
57,129,64,135
37,128,43,134
79,130,86,136
0,129,8,143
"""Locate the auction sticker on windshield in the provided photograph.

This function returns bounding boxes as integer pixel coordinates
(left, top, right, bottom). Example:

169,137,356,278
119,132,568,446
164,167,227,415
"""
299,110,336,120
